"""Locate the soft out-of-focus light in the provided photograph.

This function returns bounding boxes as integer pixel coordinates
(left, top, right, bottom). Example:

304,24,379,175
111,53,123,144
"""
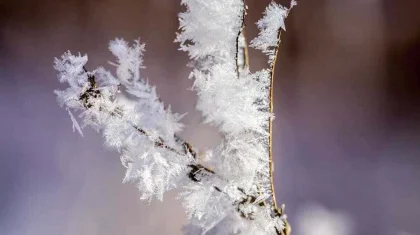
295,203,353,235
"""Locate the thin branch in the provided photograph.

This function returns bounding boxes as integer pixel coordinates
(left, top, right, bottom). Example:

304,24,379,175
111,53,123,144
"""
268,28,282,210
268,1,296,213
242,29,250,69
235,1,249,77
81,71,196,158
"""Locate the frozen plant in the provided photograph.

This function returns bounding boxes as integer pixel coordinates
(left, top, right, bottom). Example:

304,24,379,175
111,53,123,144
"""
54,0,296,234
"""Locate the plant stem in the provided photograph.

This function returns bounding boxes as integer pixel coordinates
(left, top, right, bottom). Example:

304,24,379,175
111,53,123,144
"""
268,27,282,210
268,1,295,212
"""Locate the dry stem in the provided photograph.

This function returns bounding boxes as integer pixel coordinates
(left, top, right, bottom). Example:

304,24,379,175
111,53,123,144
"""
236,1,249,77
268,28,282,210
268,2,295,213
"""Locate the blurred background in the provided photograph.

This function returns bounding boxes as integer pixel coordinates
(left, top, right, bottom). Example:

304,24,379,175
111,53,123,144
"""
0,0,419,234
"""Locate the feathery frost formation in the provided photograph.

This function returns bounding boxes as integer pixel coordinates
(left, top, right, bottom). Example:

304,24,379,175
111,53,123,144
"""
176,0,243,69
54,0,295,234
250,1,296,65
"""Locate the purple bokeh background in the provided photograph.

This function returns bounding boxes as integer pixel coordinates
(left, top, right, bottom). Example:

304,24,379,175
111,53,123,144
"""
1,0,419,234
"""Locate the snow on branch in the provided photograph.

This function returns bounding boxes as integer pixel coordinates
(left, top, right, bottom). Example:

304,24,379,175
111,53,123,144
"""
249,0,296,211
176,0,244,69
250,0,296,65
54,1,297,234
55,39,188,201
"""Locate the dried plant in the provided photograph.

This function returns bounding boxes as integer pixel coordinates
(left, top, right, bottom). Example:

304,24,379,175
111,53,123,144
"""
54,1,296,234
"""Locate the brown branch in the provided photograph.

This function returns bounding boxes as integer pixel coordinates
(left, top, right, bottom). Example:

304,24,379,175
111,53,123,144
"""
80,70,197,160
267,3,295,234
235,1,249,78
242,0,249,69
268,26,282,210
242,29,250,69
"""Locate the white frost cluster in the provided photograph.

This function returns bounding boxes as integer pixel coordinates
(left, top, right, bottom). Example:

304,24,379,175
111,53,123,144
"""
193,67,271,135
54,0,296,234
176,0,244,70
55,39,188,201
250,1,296,65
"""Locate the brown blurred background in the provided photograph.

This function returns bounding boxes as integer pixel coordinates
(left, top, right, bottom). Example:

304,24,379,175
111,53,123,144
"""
0,0,419,234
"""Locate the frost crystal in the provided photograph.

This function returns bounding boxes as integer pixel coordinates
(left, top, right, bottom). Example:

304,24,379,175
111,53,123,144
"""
251,1,296,65
54,1,296,234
